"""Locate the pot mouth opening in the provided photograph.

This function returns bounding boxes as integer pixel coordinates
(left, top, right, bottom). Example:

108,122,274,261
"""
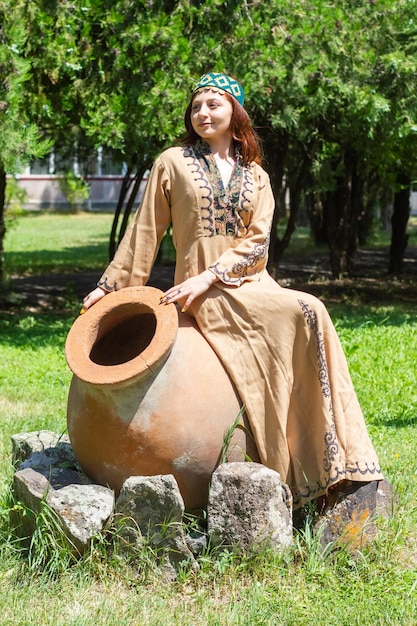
89,310,157,366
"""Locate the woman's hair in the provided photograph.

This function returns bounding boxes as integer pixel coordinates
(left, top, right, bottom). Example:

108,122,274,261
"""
182,92,263,165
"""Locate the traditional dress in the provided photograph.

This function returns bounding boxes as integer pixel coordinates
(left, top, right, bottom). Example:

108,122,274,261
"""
98,140,382,507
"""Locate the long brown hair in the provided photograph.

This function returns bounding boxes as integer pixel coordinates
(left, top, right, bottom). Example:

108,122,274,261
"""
182,92,263,166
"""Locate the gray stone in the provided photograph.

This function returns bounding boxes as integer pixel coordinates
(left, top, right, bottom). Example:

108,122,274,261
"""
115,474,195,576
12,467,114,553
14,433,92,491
314,479,395,550
207,462,293,553
13,467,50,517
12,463,114,555
185,532,208,557
47,483,114,552
11,430,72,466
17,441,82,476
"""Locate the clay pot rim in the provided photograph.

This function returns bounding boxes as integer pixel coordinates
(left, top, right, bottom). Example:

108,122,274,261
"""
65,286,178,386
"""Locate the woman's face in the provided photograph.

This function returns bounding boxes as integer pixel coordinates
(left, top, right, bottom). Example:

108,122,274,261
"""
190,89,234,145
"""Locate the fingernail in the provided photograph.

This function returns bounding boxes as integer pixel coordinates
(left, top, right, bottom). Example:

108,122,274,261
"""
80,308,85,315
181,307,186,313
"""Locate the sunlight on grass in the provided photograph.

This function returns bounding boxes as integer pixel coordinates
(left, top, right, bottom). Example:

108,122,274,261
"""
4,212,114,275
335,314,417,427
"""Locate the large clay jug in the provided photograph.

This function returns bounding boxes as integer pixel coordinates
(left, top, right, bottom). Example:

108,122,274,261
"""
65,286,258,509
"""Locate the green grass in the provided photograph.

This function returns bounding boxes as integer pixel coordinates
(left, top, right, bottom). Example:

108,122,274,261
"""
4,211,114,275
276,214,417,258
0,212,416,625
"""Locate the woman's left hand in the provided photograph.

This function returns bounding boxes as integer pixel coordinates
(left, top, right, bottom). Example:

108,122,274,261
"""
160,270,218,312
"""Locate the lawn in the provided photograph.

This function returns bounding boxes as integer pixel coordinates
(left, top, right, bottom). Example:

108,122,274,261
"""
0,211,416,625
3,211,114,276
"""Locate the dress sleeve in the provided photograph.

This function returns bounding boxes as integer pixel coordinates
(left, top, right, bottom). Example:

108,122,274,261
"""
208,169,275,286
97,158,171,291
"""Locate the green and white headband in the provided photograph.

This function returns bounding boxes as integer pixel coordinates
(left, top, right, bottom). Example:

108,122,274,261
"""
193,72,245,106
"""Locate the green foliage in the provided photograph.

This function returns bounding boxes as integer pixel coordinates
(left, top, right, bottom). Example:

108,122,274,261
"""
23,499,80,579
219,405,254,464
4,176,27,240
0,3,51,172
78,1,192,156
57,173,90,212
2,0,417,277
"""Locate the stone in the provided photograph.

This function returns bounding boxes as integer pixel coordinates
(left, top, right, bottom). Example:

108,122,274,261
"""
185,531,208,557
47,483,114,552
207,462,293,553
11,430,72,466
12,467,114,554
114,474,195,577
314,479,396,550
11,431,114,555
16,436,82,476
15,434,90,490
12,431,392,570
13,467,50,518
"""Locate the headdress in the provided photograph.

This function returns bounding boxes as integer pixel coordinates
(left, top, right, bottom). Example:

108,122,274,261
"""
193,72,245,106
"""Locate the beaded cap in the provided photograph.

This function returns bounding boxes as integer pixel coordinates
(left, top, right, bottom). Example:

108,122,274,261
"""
193,72,245,106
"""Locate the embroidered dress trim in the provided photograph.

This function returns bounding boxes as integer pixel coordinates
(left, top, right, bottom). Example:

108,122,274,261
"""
183,141,270,283
292,299,382,506
208,229,270,284
97,277,117,292
184,140,248,238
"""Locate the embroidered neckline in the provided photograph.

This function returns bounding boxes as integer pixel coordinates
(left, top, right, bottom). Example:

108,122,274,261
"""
195,139,242,177
192,140,244,237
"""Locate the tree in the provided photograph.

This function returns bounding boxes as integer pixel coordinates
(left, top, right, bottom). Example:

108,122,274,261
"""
0,1,50,283
198,0,417,276
69,0,194,256
7,0,417,279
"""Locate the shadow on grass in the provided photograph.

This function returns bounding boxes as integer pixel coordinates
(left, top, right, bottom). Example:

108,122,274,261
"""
381,415,417,428
4,243,109,276
0,313,73,349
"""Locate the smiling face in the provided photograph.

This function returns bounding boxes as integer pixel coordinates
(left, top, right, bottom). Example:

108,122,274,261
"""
190,89,234,147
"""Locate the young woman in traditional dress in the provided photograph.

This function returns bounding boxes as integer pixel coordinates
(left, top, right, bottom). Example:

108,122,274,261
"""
82,73,382,508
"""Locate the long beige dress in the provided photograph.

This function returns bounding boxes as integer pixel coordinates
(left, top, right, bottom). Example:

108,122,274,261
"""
98,141,382,507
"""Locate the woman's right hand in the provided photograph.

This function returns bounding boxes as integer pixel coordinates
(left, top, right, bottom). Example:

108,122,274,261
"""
81,287,108,312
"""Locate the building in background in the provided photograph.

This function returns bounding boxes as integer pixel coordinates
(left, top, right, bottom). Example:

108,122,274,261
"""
12,148,147,211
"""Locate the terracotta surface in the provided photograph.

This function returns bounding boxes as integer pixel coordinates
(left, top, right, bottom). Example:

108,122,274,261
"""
65,286,259,509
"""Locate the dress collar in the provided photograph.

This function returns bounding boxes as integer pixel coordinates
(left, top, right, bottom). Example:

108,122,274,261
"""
194,139,242,163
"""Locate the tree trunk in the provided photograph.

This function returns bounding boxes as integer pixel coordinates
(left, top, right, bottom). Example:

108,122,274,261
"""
307,193,327,246
0,164,6,284
109,164,151,262
325,154,362,278
109,167,133,261
388,173,410,274
256,125,288,270
274,154,311,265
118,164,148,246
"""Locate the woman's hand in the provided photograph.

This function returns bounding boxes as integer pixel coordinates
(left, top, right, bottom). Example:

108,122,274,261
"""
81,286,108,313
160,270,218,312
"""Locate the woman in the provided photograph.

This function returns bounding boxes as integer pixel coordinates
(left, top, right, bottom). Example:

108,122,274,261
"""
83,72,382,508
